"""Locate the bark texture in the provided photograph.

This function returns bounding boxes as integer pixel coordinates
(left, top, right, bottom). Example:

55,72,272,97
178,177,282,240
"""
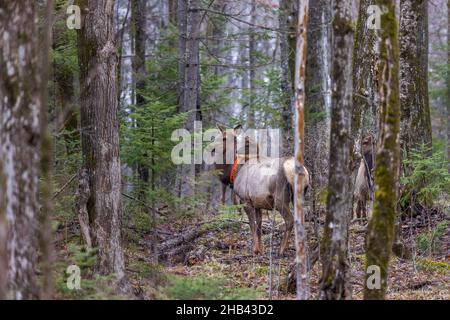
399,0,432,157
0,1,41,299
304,0,331,216
131,0,149,184
279,0,296,155
364,0,401,300
448,0,450,171
77,0,127,288
352,0,379,158
38,0,55,299
248,0,256,128
320,0,354,300
352,0,379,140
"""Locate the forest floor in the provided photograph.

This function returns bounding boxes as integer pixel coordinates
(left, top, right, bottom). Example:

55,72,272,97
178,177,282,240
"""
54,201,449,300
129,203,449,300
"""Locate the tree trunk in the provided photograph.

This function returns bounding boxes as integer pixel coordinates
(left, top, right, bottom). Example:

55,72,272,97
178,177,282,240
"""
248,0,257,128
131,0,150,185
177,0,187,113
77,0,128,291
320,0,354,300
0,1,42,299
364,0,401,300
448,0,450,172
38,0,55,300
304,0,331,218
178,0,201,196
169,0,177,25
0,162,6,299
182,0,201,121
352,0,379,157
293,0,309,300
400,0,432,158
279,0,298,155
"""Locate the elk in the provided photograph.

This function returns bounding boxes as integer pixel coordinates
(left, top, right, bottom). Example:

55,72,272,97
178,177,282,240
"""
353,135,375,222
214,125,309,255
214,124,239,205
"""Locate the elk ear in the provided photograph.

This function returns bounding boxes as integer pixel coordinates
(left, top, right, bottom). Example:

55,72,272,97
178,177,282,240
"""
216,124,226,133
233,124,243,136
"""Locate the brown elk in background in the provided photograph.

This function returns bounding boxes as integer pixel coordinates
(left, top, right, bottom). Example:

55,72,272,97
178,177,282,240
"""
214,125,309,255
353,135,375,222
215,124,240,205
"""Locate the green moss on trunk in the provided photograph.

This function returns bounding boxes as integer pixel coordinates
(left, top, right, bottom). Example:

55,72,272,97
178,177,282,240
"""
364,0,401,300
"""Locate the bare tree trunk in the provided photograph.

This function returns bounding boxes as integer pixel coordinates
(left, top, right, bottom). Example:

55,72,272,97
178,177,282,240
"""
352,0,379,160
304,0,331,220
0,162,6,299
77,0,128,292
400,0,432,159
169,0,177,25
279,0,298,155
320,0,354,300
131,0,150,186
38,0,55,300
364,0,401,300
293,0,309,300
448,0,450,172
184,0,201,120
178,0,201,196
178,0,187,113
248,0,256,128
0,1,42,299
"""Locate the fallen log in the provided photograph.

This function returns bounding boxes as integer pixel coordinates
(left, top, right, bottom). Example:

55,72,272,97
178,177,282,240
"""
157,228,207,257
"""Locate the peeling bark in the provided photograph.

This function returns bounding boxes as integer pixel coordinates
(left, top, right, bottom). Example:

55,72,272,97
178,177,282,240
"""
293,0,309,300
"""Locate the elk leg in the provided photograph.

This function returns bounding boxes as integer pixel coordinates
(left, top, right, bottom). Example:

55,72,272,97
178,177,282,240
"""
278,203,293,255
255,208,263,254
232,190,237,205
221,183,226,205
244,205,260,255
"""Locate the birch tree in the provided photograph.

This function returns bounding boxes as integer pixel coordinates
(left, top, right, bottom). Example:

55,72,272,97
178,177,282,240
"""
77,0,128,291
320,0,354,300
364,0,401,300
293,0,309,300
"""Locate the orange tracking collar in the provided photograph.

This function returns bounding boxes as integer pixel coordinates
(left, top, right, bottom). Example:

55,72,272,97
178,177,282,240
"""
230,157,239,185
